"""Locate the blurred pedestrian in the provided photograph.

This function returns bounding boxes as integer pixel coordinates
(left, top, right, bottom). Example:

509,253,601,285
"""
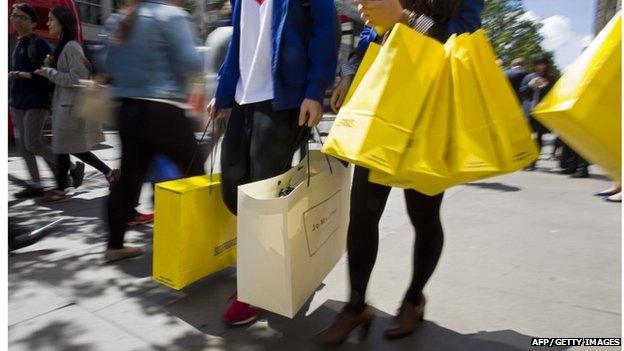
35,7,114,203
208,0,338,326
102,0,204,262
9,3,84,198
215,1,232,27
505,57,527,100
559,143,590,178
520,55,555,170
320,0,484,345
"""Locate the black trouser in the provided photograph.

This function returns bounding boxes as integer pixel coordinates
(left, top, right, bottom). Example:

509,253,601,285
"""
107,99,204,249
347,166,445,312
560,143,588,172
220,100,306,215
56,152,111,190
529,116,550,153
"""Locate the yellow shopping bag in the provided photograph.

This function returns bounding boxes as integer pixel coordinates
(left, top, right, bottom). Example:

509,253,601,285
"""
322,24,445,175
342,43,381,106
153,174,236,290
533,13,621,181
466,30,538,172
371,31,537,195
369,41,454,195
446,34,501,181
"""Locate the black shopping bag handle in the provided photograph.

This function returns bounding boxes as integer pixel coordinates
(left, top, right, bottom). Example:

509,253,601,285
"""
186,117,222,194
284,126,335,188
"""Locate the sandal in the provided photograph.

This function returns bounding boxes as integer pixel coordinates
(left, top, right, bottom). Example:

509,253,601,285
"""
106,169,121,189
71,162,85,188
40,190,68,204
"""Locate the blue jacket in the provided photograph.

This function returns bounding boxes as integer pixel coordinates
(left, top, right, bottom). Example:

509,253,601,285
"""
355,0,484,54
214,0,338,110
505,66,528,101
10,34,52,110
103,0,202,100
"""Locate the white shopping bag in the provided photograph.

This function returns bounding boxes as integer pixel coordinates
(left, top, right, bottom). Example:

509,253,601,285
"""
237,150,352,318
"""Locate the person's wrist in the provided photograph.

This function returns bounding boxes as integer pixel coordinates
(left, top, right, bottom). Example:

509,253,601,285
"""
401,9,413,25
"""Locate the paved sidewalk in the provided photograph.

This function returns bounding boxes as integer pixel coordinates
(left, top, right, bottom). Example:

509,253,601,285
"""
8,132,621,351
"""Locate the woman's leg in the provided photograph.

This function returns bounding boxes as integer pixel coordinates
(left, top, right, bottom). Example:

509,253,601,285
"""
403,190,445,305
315,166,390,345
55,154,71,191
107,99,153,250
346,166,392,312
72,152,112,176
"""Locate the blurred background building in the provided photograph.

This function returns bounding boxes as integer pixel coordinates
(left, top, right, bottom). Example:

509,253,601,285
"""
595,0,622,34
76,0,228,41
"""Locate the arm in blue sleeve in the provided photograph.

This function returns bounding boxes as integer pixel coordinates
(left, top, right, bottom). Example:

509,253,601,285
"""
445,0,484,34
339,26,377,76
355,26,378,55
304,0,339,103
97,13,122,75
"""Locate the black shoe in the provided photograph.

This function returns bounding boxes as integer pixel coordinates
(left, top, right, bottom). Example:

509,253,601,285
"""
9,218,63,251
524,163,536,171
14,186,45,198
571,168,589,178
71,162,85,188
559,168,576,175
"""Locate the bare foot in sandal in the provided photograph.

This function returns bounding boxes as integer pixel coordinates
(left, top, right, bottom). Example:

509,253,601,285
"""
104,246,144,263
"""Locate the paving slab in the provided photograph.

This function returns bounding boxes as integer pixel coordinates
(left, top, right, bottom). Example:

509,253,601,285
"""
8,305,150,351
8,279,74,326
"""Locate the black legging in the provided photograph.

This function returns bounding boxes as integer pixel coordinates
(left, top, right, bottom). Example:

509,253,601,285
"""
347,166,444,312
107,98,204,249
56,152,111,190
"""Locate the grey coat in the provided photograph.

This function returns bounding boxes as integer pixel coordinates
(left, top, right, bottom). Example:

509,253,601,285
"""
38,41,104,154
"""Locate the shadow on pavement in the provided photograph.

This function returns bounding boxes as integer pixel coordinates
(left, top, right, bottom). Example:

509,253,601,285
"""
465,182,522,192
9,249,58,260
91,143,114,151
9,240,572,351
10,320,96,351
160,297,570,351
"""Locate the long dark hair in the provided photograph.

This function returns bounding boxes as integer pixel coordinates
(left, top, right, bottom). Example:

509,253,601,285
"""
50,7,76,68
111,0,141,44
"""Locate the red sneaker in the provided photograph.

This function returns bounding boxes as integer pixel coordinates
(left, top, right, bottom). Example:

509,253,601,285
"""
127,212,154,226
223,297,261,326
